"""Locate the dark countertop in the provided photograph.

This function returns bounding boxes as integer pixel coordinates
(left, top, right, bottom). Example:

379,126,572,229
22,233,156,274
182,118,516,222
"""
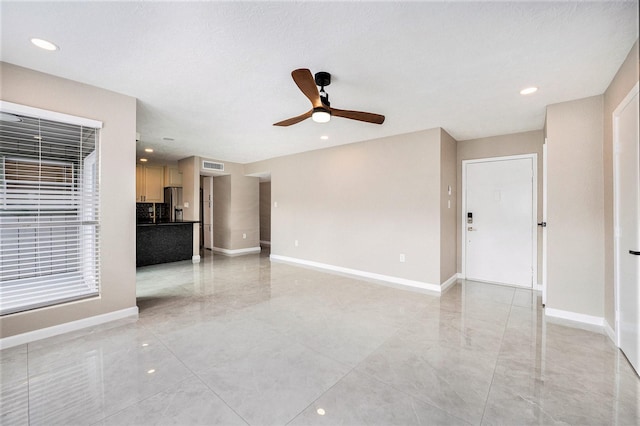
137,220,200,226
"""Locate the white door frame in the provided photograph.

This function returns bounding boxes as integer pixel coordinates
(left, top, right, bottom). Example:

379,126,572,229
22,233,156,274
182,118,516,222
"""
542,141,548,304
202,175,214,250
461,153,538,287
613,81,639,347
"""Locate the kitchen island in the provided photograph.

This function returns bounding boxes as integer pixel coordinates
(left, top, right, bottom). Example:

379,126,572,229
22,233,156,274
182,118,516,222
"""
136,221,199,267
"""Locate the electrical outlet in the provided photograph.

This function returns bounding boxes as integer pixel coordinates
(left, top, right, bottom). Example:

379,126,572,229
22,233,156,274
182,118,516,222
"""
294,240,299,247
274,201,278,208
242,233,246,239
399,253,406,263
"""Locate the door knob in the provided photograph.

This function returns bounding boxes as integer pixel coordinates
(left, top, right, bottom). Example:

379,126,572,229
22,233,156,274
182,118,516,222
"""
630,250,640,255
537,222,547,227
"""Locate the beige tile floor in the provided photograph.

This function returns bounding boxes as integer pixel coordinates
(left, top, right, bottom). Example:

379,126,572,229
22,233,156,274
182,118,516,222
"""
1,249,638,425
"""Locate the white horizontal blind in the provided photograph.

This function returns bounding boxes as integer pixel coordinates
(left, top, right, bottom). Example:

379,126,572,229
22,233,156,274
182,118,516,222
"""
0,111,100,316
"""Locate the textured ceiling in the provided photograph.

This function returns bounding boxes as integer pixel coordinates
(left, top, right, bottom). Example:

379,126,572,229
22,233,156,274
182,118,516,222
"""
1,1,638,164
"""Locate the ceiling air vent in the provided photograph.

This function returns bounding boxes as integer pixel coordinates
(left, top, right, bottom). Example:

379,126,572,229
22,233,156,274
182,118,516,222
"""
202,160,224,171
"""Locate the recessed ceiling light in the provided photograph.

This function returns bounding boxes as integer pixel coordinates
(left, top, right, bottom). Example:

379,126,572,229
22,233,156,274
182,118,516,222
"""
320,135,329,140
30,38,59,51
317,408,326,416
144,148,154,153
162,137,175,141
140,158,148,162
520,87,538,95
147,369,155,374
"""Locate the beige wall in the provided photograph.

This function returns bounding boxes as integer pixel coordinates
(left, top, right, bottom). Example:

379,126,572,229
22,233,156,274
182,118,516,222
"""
246,128,453,286
546,95,604,317
440,129,457,282
213,175,231,249
456,130,544,278
260,182,272,243
603,39,639,327
0,63,137,338
227,173,260,249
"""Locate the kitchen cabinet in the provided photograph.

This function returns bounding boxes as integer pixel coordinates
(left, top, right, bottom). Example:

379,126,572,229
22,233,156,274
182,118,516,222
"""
164,166,183,187
136,165,164,202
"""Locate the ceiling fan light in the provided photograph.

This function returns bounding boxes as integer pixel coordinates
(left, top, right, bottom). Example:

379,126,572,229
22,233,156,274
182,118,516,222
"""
312,108,331,123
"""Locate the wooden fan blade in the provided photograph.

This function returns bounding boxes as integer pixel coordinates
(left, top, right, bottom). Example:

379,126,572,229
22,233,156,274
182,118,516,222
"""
291,69,323,108
331,108,385,124
273,109,313,126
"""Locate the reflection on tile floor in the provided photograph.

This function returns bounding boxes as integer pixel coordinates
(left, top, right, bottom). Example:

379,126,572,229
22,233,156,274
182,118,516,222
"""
1,250,638,425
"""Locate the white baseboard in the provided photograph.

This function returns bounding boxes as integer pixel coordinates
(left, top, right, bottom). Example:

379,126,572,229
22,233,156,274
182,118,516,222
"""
192,255,201,263
457,273,465,279
441,273,458,292
604,319,617,345
0,307,139,350
213,246,261,256
260,240,271,247
270,254,442,294
544,307,605,333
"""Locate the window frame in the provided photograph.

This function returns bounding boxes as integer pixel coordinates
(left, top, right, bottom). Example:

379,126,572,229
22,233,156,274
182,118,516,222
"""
0,101,103,316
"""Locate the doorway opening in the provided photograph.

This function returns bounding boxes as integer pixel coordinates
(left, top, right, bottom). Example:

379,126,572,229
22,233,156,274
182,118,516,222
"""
200,175,214,250
259,180,271,249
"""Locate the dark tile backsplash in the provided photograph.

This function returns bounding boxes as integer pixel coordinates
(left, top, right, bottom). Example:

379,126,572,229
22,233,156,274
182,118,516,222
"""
156,203,169,220
136,203,170,223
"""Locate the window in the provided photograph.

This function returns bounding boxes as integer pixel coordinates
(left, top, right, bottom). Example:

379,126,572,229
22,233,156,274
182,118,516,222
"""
0,104,101,315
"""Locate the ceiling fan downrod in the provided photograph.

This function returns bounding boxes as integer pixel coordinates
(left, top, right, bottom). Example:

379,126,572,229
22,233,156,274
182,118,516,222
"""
315,71,331,107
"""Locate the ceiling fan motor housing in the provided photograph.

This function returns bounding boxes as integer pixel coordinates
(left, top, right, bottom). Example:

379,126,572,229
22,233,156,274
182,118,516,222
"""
314,71,331,87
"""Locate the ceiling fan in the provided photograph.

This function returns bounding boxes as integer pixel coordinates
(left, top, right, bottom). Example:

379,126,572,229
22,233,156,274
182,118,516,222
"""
273,68,385,126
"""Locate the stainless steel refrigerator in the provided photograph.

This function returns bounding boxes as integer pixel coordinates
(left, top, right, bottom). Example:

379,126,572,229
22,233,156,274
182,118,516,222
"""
164,187,183,221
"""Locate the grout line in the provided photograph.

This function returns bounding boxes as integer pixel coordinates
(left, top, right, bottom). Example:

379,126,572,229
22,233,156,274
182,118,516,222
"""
147,321,251,426
284,368,353,426
299,304,474,426
358,365,472,425
479,288,516,424
282,295,418,424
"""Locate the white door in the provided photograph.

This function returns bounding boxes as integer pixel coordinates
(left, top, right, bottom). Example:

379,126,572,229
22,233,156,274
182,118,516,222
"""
614,83,639,374
202,176,214,250
464,156,536,287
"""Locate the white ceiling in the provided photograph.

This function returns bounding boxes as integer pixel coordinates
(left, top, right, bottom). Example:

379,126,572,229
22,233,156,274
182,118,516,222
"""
1,1,638,164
